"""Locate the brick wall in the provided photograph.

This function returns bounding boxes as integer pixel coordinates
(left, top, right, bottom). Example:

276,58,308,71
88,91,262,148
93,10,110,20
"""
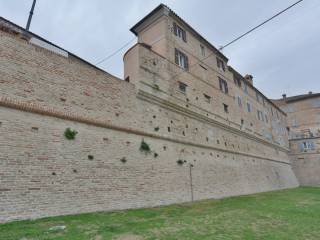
0,26,298,223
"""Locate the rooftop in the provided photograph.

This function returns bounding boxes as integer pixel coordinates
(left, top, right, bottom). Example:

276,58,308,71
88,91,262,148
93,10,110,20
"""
273,92,320,105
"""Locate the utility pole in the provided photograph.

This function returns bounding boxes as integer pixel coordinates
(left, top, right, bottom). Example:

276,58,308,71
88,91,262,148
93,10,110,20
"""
26,0,37,31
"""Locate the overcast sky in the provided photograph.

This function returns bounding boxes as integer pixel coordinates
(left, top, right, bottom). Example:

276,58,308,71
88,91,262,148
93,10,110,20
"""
1,0,319,99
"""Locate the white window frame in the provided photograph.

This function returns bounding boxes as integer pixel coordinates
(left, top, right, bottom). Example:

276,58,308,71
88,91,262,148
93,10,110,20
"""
175,49,189,70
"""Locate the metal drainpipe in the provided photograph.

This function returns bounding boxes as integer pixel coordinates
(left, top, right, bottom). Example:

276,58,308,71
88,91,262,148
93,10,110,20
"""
189,163,194,202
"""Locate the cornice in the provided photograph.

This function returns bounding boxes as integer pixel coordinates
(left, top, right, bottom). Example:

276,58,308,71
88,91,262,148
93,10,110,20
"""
137,88,290,153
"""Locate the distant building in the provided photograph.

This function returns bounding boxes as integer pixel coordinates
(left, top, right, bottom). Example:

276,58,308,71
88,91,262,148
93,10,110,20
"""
274,93,320,186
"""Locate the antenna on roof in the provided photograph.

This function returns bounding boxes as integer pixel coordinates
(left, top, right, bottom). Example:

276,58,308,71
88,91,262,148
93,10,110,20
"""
26,0,37,31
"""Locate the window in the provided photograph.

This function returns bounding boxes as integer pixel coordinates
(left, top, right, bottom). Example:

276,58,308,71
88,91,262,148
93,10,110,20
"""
204,94,211,103
256,92,262,103
223,104,229,113
173,22,187,42
200,45,205,57
178,82,187,93
216,58,225,71
237,96,242,108
243,82,248,94
175,49,189,70
233,74,241,87
247,102,251,112
300,141,315,152
219,77,228,94
257,110,264,121
265,114,268,123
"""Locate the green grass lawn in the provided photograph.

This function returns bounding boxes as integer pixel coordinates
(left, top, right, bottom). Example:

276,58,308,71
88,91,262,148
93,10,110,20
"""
1,187,320,240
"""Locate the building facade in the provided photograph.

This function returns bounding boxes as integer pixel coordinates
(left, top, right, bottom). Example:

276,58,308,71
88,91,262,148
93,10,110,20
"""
274,93,320,186
0,4,300,223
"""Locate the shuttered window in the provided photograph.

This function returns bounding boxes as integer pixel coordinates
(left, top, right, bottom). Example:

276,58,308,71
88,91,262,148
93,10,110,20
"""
173,22,187,42
175,49,189,70
219,77,228,94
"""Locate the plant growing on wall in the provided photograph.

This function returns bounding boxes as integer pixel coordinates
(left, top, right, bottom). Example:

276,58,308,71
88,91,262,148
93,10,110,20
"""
177,159,184,165
64,128,78,140
140,140,151,153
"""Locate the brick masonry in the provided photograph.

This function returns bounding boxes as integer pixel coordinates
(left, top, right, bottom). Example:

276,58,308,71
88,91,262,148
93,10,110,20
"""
0,15,299,223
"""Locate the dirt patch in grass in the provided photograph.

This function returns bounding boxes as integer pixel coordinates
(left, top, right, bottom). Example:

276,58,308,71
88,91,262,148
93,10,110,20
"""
113,234,144,240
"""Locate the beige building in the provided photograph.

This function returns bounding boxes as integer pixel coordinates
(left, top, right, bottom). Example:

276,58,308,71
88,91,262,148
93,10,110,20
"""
125,4,289,148
274,93,320,186
0,4,301,223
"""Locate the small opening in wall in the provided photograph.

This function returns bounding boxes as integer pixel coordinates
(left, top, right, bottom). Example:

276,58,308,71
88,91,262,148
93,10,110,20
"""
196,96,198,100
186,124,188,128
31,127,39,131
225,142,227,146
206,137,209,142
186,98,190,102
115,113,119,117
186,104,189,108
168,127,171,132
103,137,109,142
0,122,2,126
125,76,130,82
163,146,167,151
182,131,185,136
217,154,220,158
153,115,156,119
171,120,174,124
217,140,220,144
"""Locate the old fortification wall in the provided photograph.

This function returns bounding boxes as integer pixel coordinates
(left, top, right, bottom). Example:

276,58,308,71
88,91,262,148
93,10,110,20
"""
0,28,298,223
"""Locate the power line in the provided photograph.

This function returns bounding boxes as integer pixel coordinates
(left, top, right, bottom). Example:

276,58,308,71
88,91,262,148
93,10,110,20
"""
219,0,304,50
95,37,136,66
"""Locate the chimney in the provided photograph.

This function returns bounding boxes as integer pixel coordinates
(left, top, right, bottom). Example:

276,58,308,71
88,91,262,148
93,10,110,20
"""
244,74,253,85
282,94,287,100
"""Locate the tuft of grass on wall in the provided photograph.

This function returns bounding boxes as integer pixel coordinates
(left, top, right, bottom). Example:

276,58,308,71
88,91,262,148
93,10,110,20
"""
64,128,78,140
140,140,151,153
